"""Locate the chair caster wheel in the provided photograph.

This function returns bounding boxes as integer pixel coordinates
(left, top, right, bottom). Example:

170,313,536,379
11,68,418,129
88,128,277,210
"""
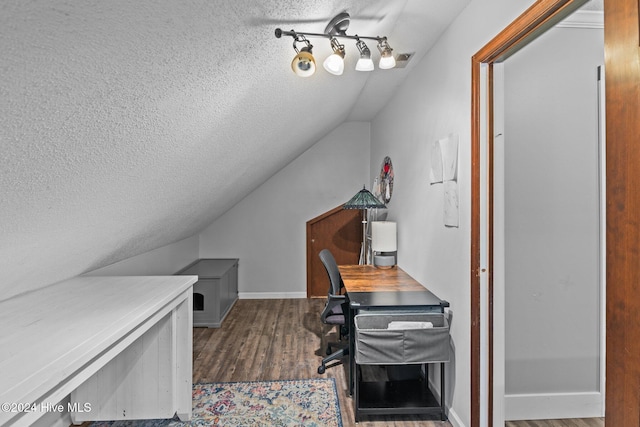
318,365,326,374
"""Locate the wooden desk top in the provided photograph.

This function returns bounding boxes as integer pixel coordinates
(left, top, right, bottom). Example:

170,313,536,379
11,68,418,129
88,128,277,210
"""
338,265,427,293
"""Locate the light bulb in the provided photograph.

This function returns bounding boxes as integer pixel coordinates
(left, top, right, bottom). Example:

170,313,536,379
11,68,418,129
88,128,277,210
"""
379,54,396,70
356,57,374,71
323,37,345,76
323,53,344,75
291,48,316,77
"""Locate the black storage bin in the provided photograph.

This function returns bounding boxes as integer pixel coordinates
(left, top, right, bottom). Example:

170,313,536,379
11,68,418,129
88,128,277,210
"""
354,312,450,365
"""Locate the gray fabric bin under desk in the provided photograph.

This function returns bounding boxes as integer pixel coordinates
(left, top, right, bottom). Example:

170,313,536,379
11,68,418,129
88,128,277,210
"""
354,313,450,364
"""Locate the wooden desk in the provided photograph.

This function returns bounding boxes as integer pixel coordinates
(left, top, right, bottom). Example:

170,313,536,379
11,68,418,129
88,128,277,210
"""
0,275,195,426
338,265,449,422
340,265,447,313
339,265,426,293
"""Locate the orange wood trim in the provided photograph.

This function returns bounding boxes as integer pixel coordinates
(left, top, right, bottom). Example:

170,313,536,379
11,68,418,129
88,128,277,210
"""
474,0,583,64
470,55,482,427
487,62,495,427
604,0,640,424
470,1,588,426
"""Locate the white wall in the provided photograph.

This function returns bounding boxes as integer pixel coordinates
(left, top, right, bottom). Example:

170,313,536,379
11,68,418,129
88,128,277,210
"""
199,121,370,298
502,22,604,420
85,121,370,298
85,234,199,276
369,0,539,425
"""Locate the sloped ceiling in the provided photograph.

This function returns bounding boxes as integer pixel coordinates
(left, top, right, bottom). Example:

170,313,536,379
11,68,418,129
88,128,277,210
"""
0,0,471,298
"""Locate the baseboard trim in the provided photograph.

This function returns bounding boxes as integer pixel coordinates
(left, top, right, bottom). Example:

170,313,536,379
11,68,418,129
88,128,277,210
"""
426,368,466,427
447,407,466,427
505,391,603,420
239,292,307,299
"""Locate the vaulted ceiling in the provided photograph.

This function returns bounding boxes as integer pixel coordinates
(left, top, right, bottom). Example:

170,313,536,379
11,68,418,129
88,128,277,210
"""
0,0,479,296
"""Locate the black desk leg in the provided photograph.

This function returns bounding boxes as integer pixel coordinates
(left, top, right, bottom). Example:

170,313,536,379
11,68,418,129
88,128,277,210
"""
440,362,446,420
348,305,355,395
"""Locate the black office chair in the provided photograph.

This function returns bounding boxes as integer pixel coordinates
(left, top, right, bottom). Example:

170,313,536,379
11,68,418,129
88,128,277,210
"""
317,249,349,374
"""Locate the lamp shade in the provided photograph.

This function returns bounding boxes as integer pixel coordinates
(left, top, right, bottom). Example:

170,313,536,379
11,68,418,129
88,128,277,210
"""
355,57,374,71
371,221,397,252
323,37,345,76
343,186,386,209
323,53,344,75
379,54,396,69
291,49,316,77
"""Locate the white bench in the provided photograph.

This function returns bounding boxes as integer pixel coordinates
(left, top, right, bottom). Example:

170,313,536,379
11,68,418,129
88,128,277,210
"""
0,275,196,426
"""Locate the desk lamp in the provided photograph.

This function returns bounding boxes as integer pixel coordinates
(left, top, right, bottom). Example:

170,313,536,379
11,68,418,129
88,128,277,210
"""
343,185,386,264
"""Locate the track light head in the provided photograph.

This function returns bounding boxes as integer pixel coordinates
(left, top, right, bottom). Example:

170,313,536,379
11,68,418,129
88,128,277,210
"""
323,37,345,76
291,35,316,77
355,39,374,72
377,37,396,70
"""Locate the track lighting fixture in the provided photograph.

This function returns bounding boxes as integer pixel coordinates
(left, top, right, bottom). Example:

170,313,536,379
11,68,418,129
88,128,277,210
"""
290,34,316,77
323,37,345,75
355,39,374,72
275,12,396,77
377,37,396,70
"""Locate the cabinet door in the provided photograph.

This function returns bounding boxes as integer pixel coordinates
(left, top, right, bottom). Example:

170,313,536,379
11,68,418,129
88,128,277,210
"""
306,207,361,297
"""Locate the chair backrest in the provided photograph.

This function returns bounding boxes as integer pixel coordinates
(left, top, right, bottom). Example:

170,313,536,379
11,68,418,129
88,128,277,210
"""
319,249,344,296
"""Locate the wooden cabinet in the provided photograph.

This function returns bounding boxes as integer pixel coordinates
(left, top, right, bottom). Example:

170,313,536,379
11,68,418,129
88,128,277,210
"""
306,205,362,297
177,258,239,328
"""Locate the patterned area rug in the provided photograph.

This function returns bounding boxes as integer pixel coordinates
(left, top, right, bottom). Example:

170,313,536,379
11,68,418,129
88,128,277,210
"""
89,378,343,427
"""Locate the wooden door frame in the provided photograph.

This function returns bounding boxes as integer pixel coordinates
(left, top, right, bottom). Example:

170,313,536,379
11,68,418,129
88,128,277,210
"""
603,0,640,424
469,1,589,425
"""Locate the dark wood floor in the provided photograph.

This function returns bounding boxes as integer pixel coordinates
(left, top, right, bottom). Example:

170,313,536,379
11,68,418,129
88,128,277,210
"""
193,298,452,427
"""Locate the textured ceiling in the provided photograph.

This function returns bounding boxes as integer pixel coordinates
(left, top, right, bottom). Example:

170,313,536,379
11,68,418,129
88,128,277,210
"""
0,0,472,297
